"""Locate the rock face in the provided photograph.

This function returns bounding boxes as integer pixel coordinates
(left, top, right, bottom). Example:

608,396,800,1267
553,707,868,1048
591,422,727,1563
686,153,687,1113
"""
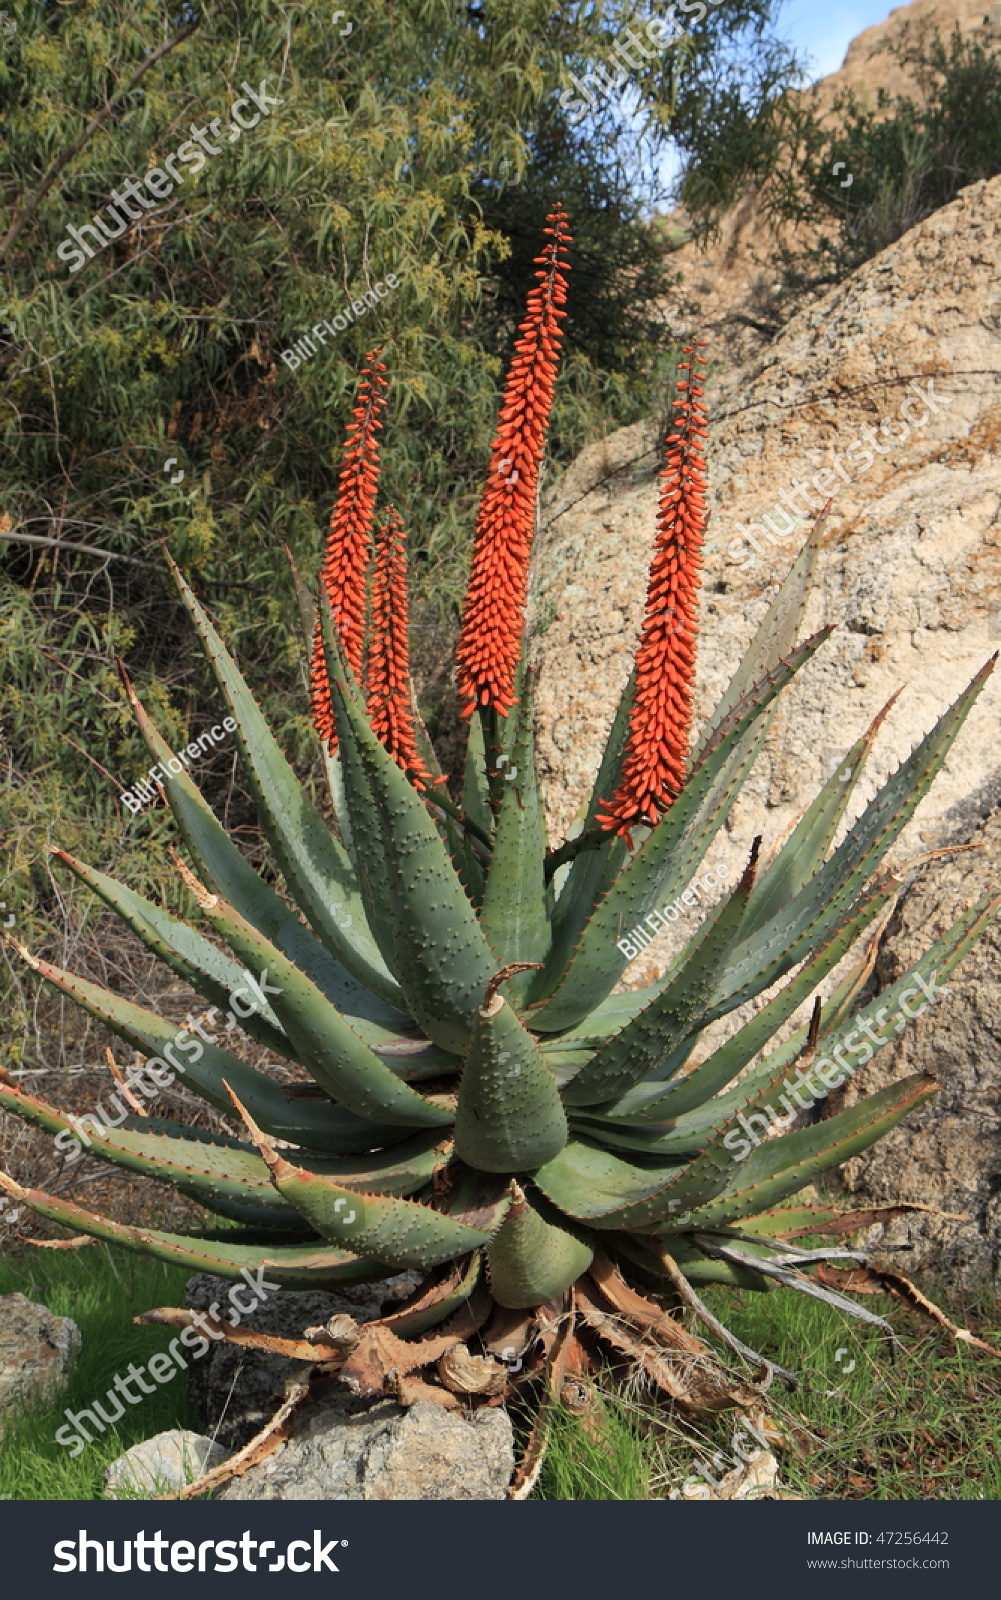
837,791,1001,1290
217,1398,514,1501
814,0,999,112
104,1429,228,1499
533,172,1001,989
0,1292,80,1421
185,1271,420,1450
665,0,1001,354
530,174,1001,1288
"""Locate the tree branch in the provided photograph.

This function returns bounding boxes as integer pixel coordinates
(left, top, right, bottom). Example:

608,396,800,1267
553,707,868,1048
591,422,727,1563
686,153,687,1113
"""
0,529,158,568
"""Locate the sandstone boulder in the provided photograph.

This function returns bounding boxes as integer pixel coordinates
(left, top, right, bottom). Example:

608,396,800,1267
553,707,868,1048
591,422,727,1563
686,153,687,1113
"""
837,789,1001,1290
532,172,1001,993
104,1429,228,1499
217,1397,514,1501
0,1292,80,1422
530,174,1001,1289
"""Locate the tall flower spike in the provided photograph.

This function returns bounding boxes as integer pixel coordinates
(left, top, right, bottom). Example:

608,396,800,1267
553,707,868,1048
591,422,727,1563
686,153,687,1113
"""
366,508,440,793
598,343,710,841
310,352,388,750
456,207,572,719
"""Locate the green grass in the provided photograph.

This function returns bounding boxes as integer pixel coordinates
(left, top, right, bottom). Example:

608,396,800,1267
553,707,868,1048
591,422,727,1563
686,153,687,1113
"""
536,1285,1001,1502
0,1244,196,1500
1,1244,998,1500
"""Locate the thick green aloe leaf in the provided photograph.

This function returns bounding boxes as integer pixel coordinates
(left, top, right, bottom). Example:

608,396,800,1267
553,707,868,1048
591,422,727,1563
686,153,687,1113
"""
527,630,832,1030
655,1257,772,1290
565,1116,701,1159
487,1187,593,1308
615,1235,772,1291
166,556,403,1007
693,509,827,761
703,889,1000,1146
563,843,760,1108
602,892,984,1161
593,877,896,1124
328,626,497,1054
13,946,418,1153
462,707,495,844
646,903,891,1137
54,850,290,1060
714,659,996,1018
0,1174,380,1285
542,835,628,997
178,873,450,1130
332,682,402,975
684,1073,939,1229
405,699,487,907
479,655,526,815
531,1139,709,1231
737,1205,843,1237
739,694,897,939
0,1079,443,1214
579,668,638,836
544,669,636,939
247,1127,494,1270
479,685,551,1003
0,1080,296,1221
541,990,649,1046
453,991,567,1172
119,667,404,1033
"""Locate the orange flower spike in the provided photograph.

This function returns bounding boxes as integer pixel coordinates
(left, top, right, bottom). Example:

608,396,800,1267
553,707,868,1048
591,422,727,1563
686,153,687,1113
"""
310,352,388,750
456,208,572,719
598,343,710,841
366,508,440,793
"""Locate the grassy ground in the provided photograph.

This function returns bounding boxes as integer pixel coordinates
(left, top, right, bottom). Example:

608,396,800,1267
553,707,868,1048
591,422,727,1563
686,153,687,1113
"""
538,1285,1001,1501
0,1245,195,1500
1,1244,998,1500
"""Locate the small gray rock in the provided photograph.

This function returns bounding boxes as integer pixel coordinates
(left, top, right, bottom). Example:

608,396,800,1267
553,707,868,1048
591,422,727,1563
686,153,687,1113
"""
104,1429,228,1499
0,1292,81,1422
185,1271,421,1449
218,1398,514,1501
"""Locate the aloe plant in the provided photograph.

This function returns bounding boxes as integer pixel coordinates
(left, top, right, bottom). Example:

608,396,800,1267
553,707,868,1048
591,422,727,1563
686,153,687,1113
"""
1,209,997,1474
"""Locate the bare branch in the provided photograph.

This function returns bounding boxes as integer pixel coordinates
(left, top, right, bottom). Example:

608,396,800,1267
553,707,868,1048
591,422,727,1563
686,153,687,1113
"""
0,529,157,568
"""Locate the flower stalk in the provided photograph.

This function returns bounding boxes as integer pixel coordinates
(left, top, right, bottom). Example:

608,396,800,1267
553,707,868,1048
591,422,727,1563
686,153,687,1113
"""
366,508,440,792
455,207,572,722
310,351,388,750
598,343,710,840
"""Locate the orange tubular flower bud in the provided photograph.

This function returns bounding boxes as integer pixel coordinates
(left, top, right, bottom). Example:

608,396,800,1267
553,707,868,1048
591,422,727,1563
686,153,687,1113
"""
455,208,572,719
310,352,388,750
598,343,710,842
366,508,440,793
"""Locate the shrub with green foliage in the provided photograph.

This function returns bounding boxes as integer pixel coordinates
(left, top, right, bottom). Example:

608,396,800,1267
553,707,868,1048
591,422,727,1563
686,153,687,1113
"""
679,22,1001,281
0,0,804,1056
